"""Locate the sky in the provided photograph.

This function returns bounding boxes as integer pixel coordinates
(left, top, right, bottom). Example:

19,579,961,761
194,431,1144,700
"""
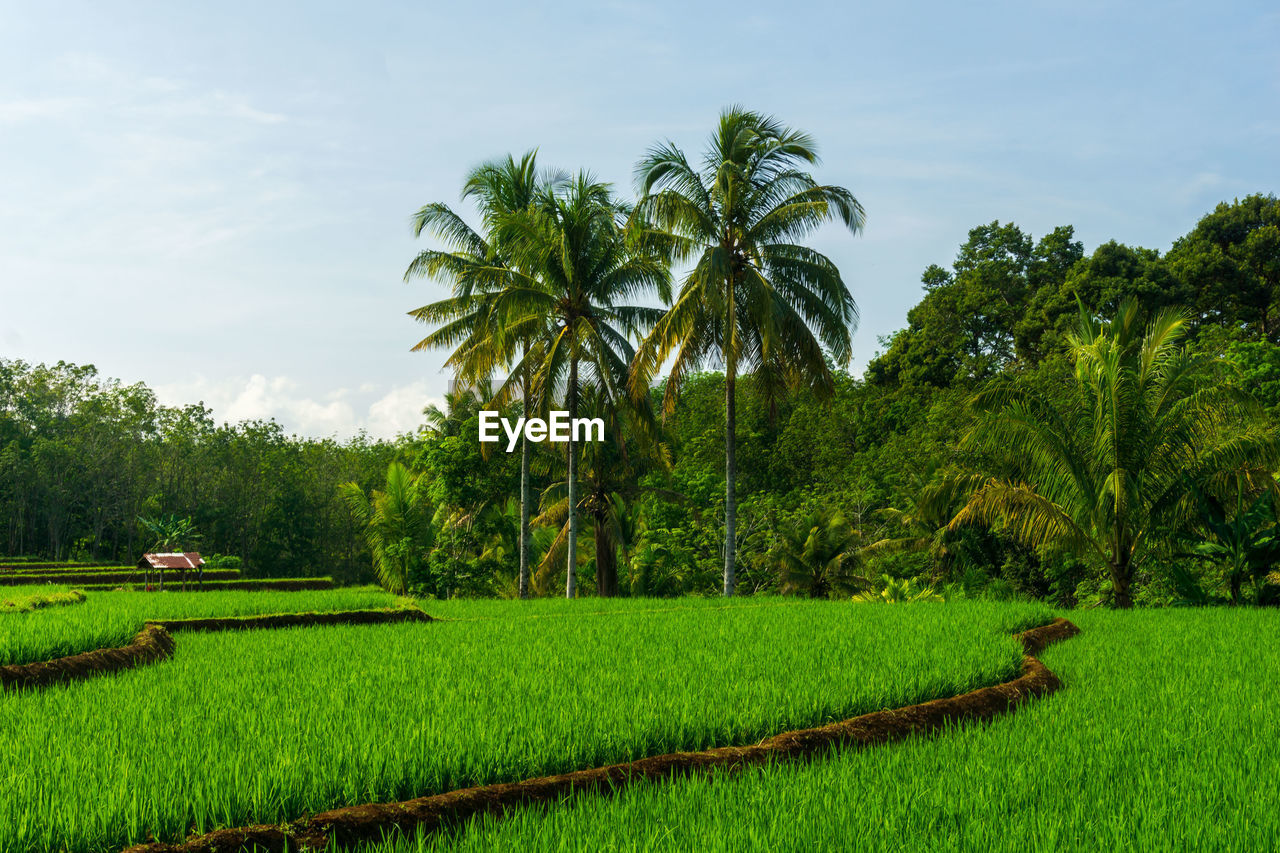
1,1,1277,439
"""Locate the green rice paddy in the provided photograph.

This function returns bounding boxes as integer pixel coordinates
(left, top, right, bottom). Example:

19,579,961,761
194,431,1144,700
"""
359,607,1280,853
0,596,1046,852
0,586,402,664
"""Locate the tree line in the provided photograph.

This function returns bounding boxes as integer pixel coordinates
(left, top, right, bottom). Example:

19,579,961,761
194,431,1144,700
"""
388,107,1280,608
6,107,1278,608
0,359,396,580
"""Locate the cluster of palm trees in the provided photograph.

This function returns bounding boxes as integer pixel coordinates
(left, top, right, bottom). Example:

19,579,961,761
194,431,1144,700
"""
405,107,865,599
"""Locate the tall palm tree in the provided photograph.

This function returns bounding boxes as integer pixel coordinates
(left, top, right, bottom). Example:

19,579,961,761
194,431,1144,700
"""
533,383,675,596
338,462,434,595
405,151,562,600
951,299,1280,608
632,106,865,595
497,173,670,596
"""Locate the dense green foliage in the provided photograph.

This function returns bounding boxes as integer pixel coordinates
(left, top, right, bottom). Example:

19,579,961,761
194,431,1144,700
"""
0,360,396,579
369,608,1280,853
0,595,1045,851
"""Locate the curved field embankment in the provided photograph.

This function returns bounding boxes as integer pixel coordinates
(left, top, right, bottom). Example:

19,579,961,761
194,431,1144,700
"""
0,623,175,691
0,607,432,692
122,617,1080,853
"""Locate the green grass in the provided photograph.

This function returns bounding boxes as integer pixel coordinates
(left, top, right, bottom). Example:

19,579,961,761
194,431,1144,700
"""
0,598,1048,852
355,607,1280,853
0,587,403,665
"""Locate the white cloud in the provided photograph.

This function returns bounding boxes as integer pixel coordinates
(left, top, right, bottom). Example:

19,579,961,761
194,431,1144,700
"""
153,374,442,440
367,380,441,439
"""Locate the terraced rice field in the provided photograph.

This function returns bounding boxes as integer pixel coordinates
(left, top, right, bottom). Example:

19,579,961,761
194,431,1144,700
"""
0,596,1049,852
0,586,403,664
358,607,1280,853
0,586,84,614
0,562,336,592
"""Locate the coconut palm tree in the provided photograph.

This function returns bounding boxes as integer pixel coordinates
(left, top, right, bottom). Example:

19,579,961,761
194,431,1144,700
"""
338,462,434,595
951,299,1280,608
405,151,563,600
631,106,865,596
771,508,865,598
533,383,675,596
493,173,669,597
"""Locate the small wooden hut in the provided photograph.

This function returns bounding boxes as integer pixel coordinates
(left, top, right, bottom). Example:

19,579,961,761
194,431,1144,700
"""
137,552,205,590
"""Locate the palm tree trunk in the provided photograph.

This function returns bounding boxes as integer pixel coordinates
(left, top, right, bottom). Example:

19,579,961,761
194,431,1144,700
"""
565,357,579,599
1110,559,1133,609
724,364,737,597
595,517,616,597
518,375,531,600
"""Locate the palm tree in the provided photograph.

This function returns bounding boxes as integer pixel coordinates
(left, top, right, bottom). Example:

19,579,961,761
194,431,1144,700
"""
863,468,1003,581
338,462,434,595
632,106,865,596
951,299,1280,608
406,151,562,600
852,575,945,604
533,384,675,596
494,173,669,597
772,508,865,598
1183,476,1280,605
420,386,485,438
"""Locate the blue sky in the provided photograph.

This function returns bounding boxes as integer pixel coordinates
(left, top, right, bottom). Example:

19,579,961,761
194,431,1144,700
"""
1,1,1276,437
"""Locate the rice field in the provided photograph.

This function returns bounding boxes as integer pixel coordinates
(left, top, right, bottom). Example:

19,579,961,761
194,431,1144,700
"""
0,586,403,664
0,596,1048,852
358,607,1280,853
0,586,84,614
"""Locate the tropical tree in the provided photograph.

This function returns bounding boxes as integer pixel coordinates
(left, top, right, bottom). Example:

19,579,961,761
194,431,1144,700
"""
771,508,864,598
492,173,669,597
405,151,562,599
533,384,674,596
864,467,1010,582
951,299,1280,607
137,513,201,553
1182,476,1280,605
338,462,434,595
852,574,945,603
421,386,485,438
632,106,865,596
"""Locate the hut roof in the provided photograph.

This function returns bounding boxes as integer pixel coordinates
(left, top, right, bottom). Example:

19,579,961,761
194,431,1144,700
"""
138,552,204,570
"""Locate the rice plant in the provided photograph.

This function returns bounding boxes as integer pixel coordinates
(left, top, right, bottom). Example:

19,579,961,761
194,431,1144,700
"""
0,597,1045,851
360,608,1280,853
